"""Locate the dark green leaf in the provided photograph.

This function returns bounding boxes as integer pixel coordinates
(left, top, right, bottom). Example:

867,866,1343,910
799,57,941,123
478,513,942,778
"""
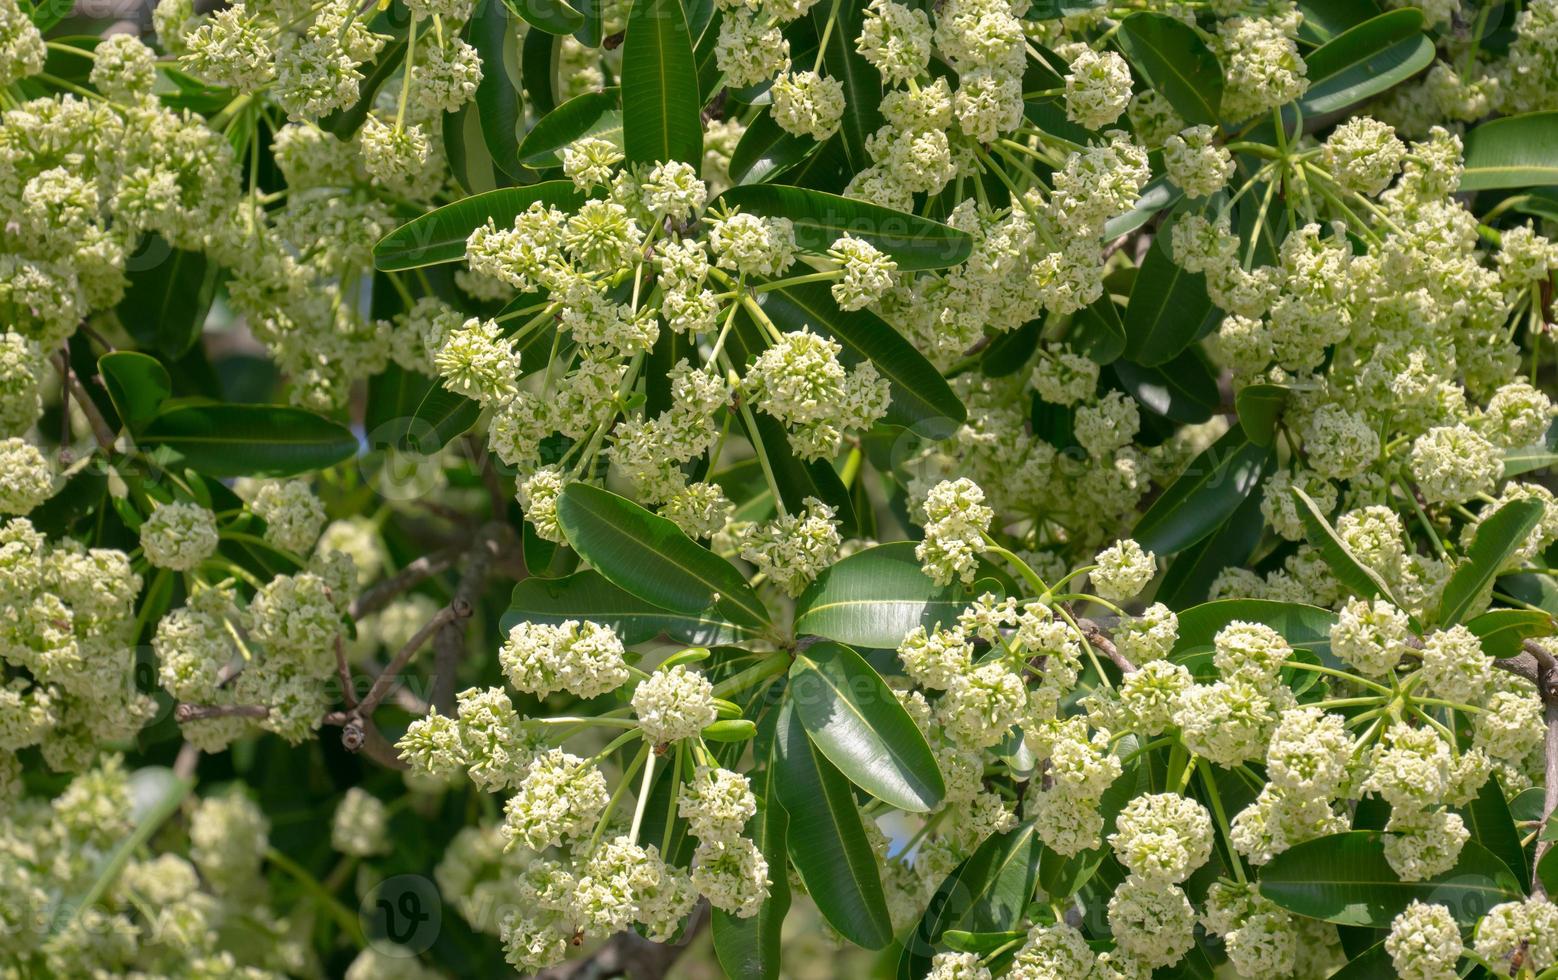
1235,383,1288,447
469,0,526,181
728,108,818,185
1122,231,1214,365
1114,13,1223,125
1156,485,1266,608
556,483,770,628
1112,348,1218,425
718,185,973,270
1440,498,1544,627
713,714,789,978
521,27,558,114
744,409,858,536
1173,598,1338,660
1297,0,1381,44
374,182,587,270
811,0,883,170
503,0,583,34
774,698,893,950
1258,832,1523,927
1299,9,1434,115
1459,112,1558,191
517,90,621,168
118,237,223,358
140,404,358,477
1069,293,1127,365
1462,775,1528,893
759,282,966,429
790,641,944,812
621,0,702,167
794,542,977,648
1133,427,1272,555
98,351,171,433
503,569,755,645
1502,420,1558,477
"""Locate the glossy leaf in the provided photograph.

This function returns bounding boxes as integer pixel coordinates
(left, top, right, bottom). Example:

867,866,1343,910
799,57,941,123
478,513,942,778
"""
1173,599,1339,660
374,182,587,270
712,713,789,978
1235,383,1288,447
140,403,358,477
811,0,883,170
517,90,621,168
117,237,223,358
1258,832,1522,927
99,351,171,433
1502,420,1558,477
556,483,770,628
469,0,525,181
744,409,858,535
1293,485,1400,604
1464,607,1556,659
621,0,702,167
1439,497,1544,627
759,282,966,429
717,185,973,270
774,698,893,950
1460,111,1558,192
503,570,755,646
1133,427,1273,555
794,542,978,648
1122,231,1214,365
1069,293,1126,365
790,641,944,812
1114,13,1223,125
1299,9,1434,115
728,107,818,184
1297,0,1381,44
1462,775,1528,893
1156,487,1266,608
502,0,583,34
1112,349,1218,425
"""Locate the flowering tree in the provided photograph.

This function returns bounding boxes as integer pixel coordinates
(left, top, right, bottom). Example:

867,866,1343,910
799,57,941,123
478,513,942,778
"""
4,0,1558,975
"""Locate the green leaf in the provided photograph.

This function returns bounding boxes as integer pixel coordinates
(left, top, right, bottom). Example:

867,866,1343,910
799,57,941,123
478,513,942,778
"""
556,483,770,629
1439,498,1545,627
1121,230,1214,366
1462,775,1528,893
1235,383,1288,447
1114,13,1223,125
728,108,819,185
1258,831,1523,927
1173,599,1339,660
717,185,973,271
402,382,482,454
1292,485,1400,605
517,90,621,168
140,403,358,477
1298,9,1434,115
790,641,944,811
520,27,557,114
1133,427,1273,555
794,542,976,648
442,96,509,195
1069,293,1126,365
758,282,967,429
1112,349,1218,425
811,0,884,170
374,182,587,270
1297,0,1382,43
621,0,702,167
1464,608,1556,659
1460,111,1558,192
469,0,526,182
713,713,789,978
117,236,223,358
774,697,893,950
1502,420,1558,477
98,351,171,433
1156,487,1266,608
898,823,1045,978
1326,942,1392,980
1542,847,1558,900
1101,176,1182,240
502,0,583,34
503,569,755,645
573,0,604,45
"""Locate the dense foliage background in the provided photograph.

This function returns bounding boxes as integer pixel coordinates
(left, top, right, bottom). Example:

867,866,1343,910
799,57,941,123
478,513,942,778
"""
4,0,1558,976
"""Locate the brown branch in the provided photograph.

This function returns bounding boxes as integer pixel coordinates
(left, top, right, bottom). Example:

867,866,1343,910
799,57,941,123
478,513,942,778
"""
51,351,115,452
1076,616,1137,675
175,703,269,722
1534,698,1558,900
431,522,512,713
347,544,463,620
352,602,467,719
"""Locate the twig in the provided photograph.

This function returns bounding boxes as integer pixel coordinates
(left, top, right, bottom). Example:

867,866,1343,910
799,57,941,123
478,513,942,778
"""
1534,698,1558,900
1077,617,1137,675
533,902,709,980
347,544,463,620
352,602,466,719
430,522,511,713
51,351,115,452
175,703,269,722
